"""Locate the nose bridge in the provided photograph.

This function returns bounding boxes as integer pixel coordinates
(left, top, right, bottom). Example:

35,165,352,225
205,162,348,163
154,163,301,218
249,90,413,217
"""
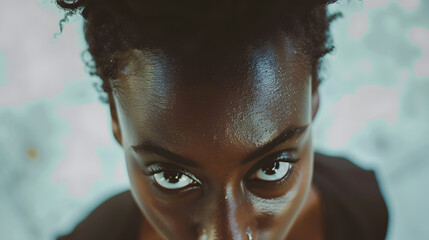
224,184,245,239
201,183,256,240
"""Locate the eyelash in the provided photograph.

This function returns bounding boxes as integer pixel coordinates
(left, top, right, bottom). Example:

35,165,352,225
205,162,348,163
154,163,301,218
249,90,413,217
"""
246,152,299,179
142,151,300,191
143,164,197,180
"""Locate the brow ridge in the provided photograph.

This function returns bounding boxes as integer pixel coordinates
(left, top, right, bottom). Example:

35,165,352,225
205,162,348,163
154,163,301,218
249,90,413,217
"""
132,124,308,168
240,125,308,164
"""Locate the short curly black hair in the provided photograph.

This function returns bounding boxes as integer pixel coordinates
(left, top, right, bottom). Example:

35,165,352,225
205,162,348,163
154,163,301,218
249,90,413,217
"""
56,0,340,102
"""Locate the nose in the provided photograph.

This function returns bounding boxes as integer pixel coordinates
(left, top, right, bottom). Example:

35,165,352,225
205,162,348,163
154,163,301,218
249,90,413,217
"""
199,185,257,240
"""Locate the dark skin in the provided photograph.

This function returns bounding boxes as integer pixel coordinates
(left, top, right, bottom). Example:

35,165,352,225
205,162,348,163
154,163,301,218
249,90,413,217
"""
109,31,323,240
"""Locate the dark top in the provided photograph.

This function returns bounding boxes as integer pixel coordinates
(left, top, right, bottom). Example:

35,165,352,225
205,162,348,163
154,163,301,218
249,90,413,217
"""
57,153,389,240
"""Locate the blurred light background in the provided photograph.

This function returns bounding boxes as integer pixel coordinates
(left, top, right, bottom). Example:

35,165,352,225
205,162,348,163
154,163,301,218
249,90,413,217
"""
0,0,428,239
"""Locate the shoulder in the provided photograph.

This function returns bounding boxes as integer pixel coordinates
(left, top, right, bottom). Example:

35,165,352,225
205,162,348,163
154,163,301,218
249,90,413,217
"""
57,191,141,240
313,153,389,240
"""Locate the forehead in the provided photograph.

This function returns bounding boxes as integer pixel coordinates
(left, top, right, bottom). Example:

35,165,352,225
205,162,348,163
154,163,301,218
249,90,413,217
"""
113,34,311,154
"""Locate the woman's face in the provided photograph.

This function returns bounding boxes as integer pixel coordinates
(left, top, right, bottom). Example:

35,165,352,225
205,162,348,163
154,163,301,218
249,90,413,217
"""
110,33,318,240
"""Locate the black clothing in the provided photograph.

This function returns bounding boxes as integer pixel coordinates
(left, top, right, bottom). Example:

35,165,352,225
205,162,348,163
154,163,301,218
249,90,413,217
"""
57,153,389,240
312,153,389,240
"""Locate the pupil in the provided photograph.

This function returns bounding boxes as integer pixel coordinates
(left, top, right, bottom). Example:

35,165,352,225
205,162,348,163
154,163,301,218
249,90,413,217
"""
163,171,182,184
262,161,280,175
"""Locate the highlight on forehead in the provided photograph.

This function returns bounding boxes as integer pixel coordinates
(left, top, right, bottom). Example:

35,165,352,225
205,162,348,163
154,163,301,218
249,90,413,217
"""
111,31,310,94
110,33,312,123
111,41,312,152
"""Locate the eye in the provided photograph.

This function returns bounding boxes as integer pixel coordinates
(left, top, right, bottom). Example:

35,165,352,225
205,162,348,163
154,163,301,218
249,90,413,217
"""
254,161,291,181
153,170,196,190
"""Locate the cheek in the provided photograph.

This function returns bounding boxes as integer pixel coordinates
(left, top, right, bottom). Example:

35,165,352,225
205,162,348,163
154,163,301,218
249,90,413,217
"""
251,138,313,238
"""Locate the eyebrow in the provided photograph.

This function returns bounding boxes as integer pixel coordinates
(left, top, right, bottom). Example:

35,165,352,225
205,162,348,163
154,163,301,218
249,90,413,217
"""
132,125,308,168
132,142,200,168
240,125,308,164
